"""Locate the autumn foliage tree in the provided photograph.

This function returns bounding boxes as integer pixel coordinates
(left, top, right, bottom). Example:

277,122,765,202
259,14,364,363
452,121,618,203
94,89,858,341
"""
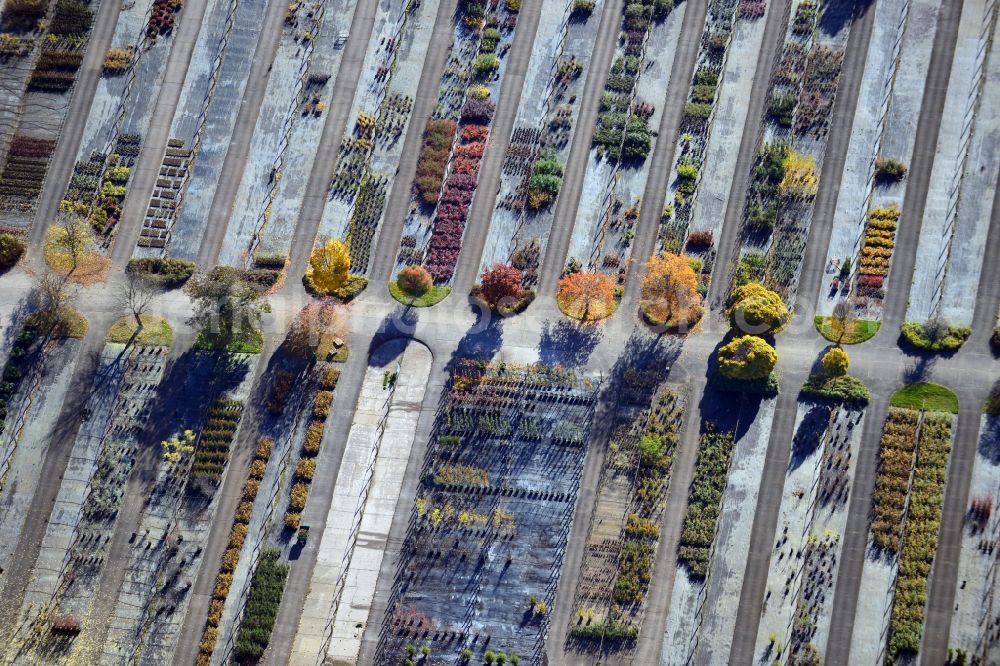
306,239,350,294
717,335,777,380
478,263,523,306
396,265,433,296
640,252,702,329
728,282,790,335
557,271,616,321
822,348,850,376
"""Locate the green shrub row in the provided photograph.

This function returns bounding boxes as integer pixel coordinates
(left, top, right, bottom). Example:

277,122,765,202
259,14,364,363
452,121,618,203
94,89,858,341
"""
192,399,244,481
677,429,735,578
901,321,971,352
232,548,289,663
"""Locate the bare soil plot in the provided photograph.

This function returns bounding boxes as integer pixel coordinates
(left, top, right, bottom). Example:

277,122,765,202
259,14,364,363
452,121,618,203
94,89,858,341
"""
131,0,272,258
215,0,369,268
4,344,167,664
564,382,684,660
566,1,686,287
98,351,258,664
724,0,854,306
660,393,775,664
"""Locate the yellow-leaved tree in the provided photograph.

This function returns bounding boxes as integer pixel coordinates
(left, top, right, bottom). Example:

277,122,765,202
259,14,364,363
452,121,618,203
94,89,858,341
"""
307,239,350,294
639,252,702,330
779,149,818,199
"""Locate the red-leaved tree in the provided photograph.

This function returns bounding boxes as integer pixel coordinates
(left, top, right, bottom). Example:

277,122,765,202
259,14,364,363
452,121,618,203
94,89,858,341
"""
479,263,523,306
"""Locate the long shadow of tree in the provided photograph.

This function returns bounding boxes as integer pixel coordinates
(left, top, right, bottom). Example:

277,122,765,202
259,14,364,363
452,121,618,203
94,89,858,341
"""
367,305,420,362
820,0,872,38
538,319,604,369
699,334,765,441
789,403,831,472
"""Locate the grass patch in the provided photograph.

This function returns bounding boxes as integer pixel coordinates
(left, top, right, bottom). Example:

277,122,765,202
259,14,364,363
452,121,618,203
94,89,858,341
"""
388,281,451,307
889,382,959,414
194,328,263,354
814,315,880,344
800,373,870,403
106,314,173,347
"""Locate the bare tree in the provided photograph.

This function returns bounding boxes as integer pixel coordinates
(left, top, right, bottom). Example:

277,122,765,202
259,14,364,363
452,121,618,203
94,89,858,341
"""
831,298,856,342
115,270,158,330
33,271,73,331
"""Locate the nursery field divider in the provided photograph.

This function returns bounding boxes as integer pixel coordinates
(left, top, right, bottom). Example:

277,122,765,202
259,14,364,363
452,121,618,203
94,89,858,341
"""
314,367,399,664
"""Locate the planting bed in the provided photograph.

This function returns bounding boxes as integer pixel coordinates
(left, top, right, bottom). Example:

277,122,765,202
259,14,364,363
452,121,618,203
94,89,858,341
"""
477,0,605,289
904,0,1000,328
948,415,1000,663
377,361,598,664
0,0,103,225
98,352,258,665
61,0,184,246
566,382,684,656
657,0,768,295
290,0,438,277
849,406,955,664
291,340,432,664
216,0,370,268
391,0,519,285
132,0,270,257
725,0,852,306
7,343,168,663
565,0,685,286
661,394,776,664
752,401,865,663
816,0,938,323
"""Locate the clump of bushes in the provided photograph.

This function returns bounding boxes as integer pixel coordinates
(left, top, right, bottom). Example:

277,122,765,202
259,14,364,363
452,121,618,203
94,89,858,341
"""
126,256,196,287
191,399,244,482
527,153,563,209
800,373,870,403
901,318,971,352
0,233,25,271
103,47,131,73
875,157,907,181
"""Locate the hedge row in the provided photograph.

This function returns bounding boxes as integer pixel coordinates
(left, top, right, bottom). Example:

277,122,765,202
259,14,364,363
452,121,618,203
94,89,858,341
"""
192,399,244,481
284,363,340,529
871,408,919,551
232,548,289,663
677,429,735,578
196,437,274,665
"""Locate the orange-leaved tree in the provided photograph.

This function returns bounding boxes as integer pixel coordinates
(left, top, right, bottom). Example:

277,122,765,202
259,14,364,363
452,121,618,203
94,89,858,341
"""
557,271,616,321
639,252,702,329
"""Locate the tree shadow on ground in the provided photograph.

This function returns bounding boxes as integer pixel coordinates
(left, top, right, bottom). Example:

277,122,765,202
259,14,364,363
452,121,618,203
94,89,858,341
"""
820,0,872,38
367,305,420,362
699,334,765,441
902,355,936,384
979,417,1000,464
789,402,831,472
538,319,604,369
